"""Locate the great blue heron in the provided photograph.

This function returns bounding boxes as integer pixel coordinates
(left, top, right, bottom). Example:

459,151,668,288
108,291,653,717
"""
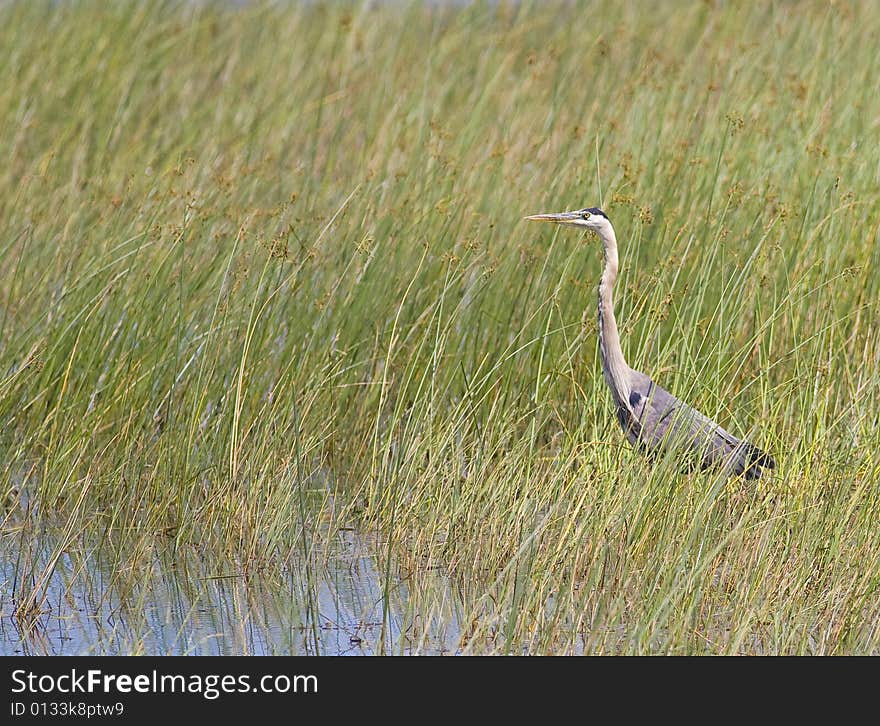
526,206,775,480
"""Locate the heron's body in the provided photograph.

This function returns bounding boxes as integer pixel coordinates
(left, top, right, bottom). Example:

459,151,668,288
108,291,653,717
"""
527,206,775,480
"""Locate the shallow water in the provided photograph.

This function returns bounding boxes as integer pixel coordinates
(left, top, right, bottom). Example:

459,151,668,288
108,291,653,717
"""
0,529,463,656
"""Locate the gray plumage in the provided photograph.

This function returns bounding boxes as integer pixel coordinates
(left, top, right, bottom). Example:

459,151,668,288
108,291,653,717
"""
526,206,775,480
615,369,775,479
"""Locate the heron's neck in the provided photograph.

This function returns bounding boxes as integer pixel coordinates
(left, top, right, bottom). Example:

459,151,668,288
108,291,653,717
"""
596,226,631,405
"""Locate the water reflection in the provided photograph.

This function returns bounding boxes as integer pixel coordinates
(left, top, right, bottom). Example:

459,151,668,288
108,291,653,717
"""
1,530,463,656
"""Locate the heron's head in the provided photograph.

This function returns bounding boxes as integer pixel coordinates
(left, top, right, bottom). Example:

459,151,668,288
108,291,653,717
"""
525,206,611,234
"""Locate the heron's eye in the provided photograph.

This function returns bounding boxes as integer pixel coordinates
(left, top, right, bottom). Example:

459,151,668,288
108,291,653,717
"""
582,212,591,220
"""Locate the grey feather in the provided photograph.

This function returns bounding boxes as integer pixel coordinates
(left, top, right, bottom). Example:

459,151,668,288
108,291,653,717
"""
622,369,776,480
526,205,776,480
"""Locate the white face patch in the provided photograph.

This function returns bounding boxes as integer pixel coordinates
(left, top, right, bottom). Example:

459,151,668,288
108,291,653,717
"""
579,214,610,231
525,207,611,231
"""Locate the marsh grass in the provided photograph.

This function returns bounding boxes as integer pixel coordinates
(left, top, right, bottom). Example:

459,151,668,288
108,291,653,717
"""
1,0,880,654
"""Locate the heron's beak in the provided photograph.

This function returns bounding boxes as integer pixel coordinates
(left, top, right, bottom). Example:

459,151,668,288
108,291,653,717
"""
524,211,583,224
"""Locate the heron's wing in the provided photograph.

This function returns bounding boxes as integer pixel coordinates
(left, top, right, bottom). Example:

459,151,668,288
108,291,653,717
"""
625,369,775,478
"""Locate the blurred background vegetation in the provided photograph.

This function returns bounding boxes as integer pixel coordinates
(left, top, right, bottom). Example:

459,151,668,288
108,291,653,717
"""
1,0,879,654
